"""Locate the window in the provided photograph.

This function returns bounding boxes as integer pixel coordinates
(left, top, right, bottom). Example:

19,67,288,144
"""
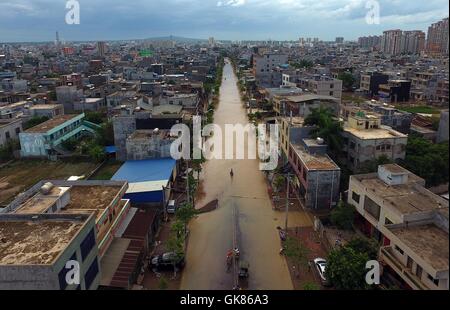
385,217,393,225
330,84,334,89
395,245,404,255
5,132,10,140
427,274,440,286
352,192,360,204
58,253,77,290
84,257,99,290
80,229,96,261
329,91,334,96
15,127,20,134
364,196,381,220
416,265,423,278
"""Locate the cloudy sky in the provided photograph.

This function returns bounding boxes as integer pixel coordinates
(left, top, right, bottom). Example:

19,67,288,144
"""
0,0,448,42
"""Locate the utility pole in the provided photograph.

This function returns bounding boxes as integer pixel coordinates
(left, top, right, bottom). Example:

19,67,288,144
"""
285,172,290,232
186,160,190,205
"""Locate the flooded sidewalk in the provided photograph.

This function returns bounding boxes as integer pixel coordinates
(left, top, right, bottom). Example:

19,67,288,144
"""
180,59,312,290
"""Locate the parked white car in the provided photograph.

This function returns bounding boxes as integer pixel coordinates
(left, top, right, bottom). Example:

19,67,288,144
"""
313,258,331,286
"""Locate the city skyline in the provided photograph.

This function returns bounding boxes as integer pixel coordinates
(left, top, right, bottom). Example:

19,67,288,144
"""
0,0,449,43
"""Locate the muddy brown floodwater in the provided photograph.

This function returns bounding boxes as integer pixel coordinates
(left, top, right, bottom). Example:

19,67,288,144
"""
180,59,312,290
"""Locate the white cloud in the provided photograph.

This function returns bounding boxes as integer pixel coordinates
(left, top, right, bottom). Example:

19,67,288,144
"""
217,0,246,7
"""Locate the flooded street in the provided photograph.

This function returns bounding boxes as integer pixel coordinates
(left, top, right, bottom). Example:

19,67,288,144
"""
180,59,312,290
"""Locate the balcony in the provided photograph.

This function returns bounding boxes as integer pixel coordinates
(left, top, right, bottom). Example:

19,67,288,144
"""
380,246,429,290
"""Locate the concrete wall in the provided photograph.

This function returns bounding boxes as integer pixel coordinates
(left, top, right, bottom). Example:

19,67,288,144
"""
437,111,449,143
305,169,341,210
0,119,22,147
113,116,136,161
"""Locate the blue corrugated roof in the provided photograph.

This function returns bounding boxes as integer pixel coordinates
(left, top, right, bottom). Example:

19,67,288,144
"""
112,158,176,183
104,146,117,154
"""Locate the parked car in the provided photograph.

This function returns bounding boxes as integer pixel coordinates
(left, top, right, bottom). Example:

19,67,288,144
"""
150,252,185,271
166,200,177,214
313,258,331,286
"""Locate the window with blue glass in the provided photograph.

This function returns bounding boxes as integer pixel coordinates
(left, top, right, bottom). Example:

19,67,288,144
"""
58,252,77,290
80,229,96,261
84,257,99,290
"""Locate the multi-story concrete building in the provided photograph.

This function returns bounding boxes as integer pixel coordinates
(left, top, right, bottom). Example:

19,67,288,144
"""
0,118,22,147
0,213,100,290
273,94,340,118
28,104,64,119
252,52,288,87
360,71,389,97
348,164,449,290
4,179,130,259
279,117,340,211
113,113,182,161
283,73,342,101
19,113,98,158
378,79,411,103
342,113,408,172
381,30,404,55
125,129,175,161
341,102,413,134
427,17,449,55
56,85,83,113
1,78,28,93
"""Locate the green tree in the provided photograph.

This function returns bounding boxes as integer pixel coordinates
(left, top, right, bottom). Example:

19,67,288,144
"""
175,202,198,235
358,155,393,174
61,137,78,152
338,72,356,91
347,236,379,260
400,134,449,186
303,282,321,290
87,143,106,162
85,111,105,124
330,201,355,231
158,276,169,290
273,175,285,192
23,116,49,130
166,228,185,278
96,121,114,146
304,107,343,156
0,140,19,162
326,246,371,290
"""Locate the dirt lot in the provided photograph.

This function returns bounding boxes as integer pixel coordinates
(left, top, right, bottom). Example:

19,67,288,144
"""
284,227,331,290
0,160,98,205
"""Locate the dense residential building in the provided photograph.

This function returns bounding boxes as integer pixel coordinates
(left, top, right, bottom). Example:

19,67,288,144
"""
381,30,425,55
427,17,449,55
358,35,382,49
252,52,288,87
342,113,408,172
273,94,340,117
348,164,449,290
378,79,411,103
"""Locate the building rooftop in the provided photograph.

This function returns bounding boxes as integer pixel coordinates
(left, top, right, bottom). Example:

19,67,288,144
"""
354,170,448,216
344,125,407,140
25,114,81,133
0,118,21,128
9,181,127,222
0,214,91,265
388,223,449,271
285,94,340,103
291,142,339,171
29,104,62,110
